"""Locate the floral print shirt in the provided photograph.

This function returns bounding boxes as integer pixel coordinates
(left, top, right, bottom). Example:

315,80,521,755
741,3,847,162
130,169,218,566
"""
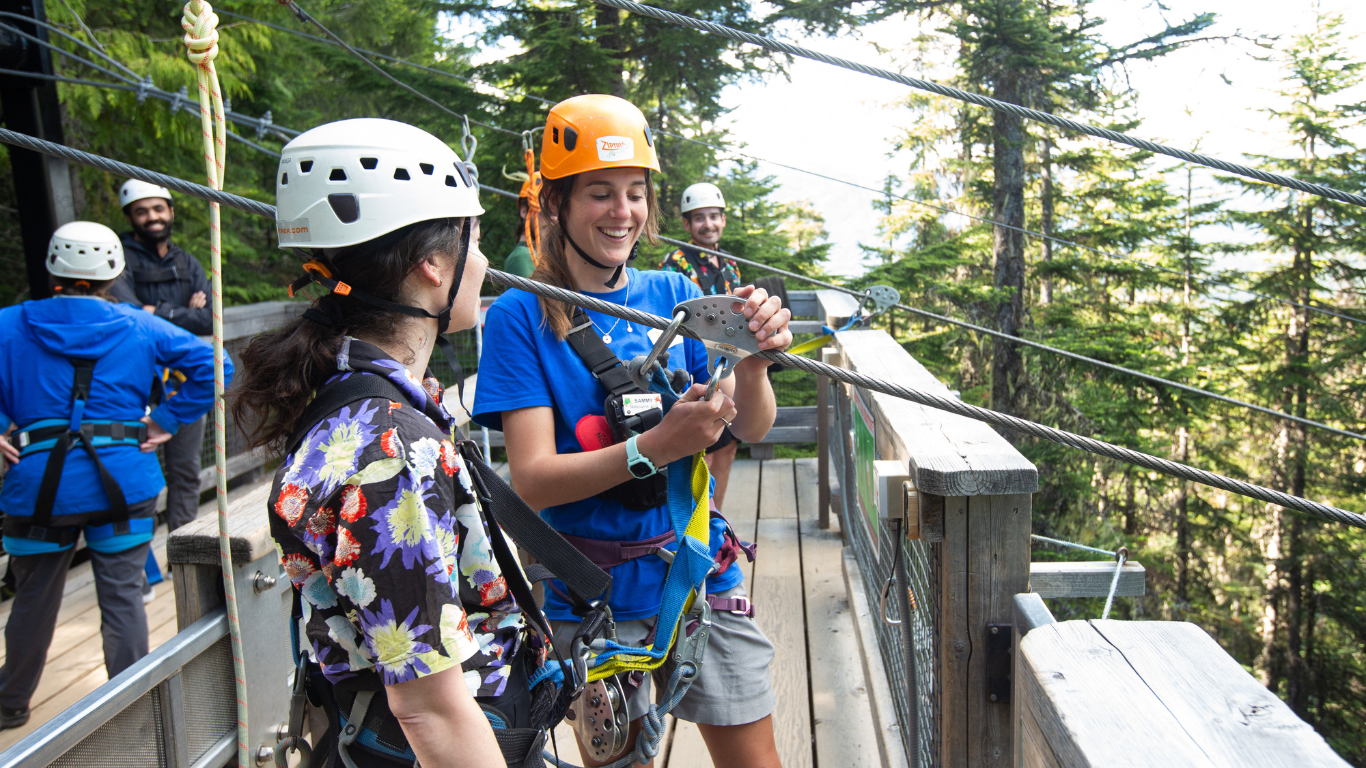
659,245,741,296
269,337,539,697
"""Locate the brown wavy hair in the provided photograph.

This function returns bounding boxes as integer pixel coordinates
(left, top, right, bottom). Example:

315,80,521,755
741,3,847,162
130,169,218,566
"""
229,218,465,455
529,171,659,339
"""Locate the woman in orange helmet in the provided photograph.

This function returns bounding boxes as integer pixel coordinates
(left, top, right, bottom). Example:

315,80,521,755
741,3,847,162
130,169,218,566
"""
473,94,789,768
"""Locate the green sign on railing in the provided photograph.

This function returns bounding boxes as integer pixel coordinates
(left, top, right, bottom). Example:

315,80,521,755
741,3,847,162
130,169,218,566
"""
853,387,879,555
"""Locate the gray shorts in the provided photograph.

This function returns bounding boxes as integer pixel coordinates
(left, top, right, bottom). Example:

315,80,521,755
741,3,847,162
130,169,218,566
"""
551,584,776,726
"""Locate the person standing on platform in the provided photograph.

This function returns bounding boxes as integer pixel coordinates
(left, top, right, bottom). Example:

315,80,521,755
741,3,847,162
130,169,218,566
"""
658,183,745,508
0,222,221,730
108,181,211,552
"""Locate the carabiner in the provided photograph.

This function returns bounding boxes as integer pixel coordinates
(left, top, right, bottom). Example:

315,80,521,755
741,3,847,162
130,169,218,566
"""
628,308,688,391
461,114,478,165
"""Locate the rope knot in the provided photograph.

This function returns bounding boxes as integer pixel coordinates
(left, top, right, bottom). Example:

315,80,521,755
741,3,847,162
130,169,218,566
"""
181,0,220,64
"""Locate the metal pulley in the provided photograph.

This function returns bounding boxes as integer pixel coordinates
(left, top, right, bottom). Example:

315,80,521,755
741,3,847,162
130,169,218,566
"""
626,295,767,399
567,674,630,761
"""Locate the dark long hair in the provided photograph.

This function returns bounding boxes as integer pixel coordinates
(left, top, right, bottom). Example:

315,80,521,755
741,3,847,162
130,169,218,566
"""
230,218,464,454
529,172,659,340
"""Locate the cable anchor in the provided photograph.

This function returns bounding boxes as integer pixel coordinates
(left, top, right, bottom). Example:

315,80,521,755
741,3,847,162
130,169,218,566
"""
168,85,188,114
254,110,273,140
134,75,153,104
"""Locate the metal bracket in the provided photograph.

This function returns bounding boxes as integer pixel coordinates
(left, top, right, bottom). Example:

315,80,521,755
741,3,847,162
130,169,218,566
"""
865,284,900,315
986,623,1012,704
672,294,765,380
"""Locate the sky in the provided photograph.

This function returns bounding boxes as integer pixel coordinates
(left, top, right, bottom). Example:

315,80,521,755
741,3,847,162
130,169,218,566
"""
719,0,1366,276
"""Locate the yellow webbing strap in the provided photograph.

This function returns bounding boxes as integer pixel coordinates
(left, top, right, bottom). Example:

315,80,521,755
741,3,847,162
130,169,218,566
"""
585,451,711,681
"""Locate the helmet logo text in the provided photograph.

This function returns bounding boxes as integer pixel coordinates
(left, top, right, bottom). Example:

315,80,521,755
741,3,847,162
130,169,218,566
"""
597,136,635,162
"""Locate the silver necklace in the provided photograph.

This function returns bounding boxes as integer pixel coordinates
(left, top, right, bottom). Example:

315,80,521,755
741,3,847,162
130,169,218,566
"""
592,273,632,343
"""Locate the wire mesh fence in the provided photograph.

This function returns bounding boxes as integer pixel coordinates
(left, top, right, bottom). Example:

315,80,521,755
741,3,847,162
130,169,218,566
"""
830,377,939,767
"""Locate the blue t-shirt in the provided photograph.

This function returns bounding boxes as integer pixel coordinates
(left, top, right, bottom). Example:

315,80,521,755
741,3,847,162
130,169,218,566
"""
473,269,744,621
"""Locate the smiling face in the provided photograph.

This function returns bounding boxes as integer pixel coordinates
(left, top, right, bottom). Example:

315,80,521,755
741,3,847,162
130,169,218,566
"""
683,207,726,249
126,197,174,244
561,167,650,270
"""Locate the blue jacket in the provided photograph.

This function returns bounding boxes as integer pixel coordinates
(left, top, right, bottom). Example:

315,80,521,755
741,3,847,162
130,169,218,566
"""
0,296,228,525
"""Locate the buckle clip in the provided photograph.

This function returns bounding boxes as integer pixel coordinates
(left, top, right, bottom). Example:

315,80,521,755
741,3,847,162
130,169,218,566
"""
727,596,751,616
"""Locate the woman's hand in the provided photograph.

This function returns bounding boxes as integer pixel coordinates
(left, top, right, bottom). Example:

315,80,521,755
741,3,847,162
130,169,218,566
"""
139,417,172,453
734,284,792,355
636,383,737,467
0,431,17,465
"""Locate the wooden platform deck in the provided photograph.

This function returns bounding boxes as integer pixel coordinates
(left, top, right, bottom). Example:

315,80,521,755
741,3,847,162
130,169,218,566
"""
2,459,895,767
0,523,180,752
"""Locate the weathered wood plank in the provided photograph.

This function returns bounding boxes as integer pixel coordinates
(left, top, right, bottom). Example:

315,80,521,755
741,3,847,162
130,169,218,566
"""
938,494,970,768
966,493,1031,768
1089,620,1349,767
752,514,812,768
1019,621,1219,767
167,479,273,566
724,460,762,585
842,546,910,768
835,330,1037,496
817,290,861,326
758,459,797,519
796,459,882,768
666,719,712,767
1029,561,1145,598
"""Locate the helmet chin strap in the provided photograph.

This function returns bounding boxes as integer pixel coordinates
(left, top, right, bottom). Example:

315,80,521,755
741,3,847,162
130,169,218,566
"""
292,221,474,412
563,229,637,290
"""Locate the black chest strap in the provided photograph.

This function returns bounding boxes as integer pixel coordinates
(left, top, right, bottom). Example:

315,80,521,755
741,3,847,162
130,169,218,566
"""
131,265,180,284
565,308,639,397
30,358,130,530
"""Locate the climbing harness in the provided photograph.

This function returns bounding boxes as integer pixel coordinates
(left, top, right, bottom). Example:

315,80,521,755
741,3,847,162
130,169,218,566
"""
787,284,900,356
271,372,608,768
4,358,147,547
179,4,248,766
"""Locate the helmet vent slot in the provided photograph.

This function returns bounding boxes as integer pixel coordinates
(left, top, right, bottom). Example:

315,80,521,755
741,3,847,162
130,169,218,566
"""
393,168,411,181
108,260,116,270
299,160,314,173
552,127,559,144
280,173,288,185
327,193,361,224
360,157,379,170
420,163,434,175
444,175,458,188
329,168,348,182
564,127,578,152
644,125,654,147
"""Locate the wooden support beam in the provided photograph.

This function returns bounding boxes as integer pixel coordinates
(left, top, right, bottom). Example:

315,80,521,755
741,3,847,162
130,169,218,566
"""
1028,561,1145,599
1017,621,1349,767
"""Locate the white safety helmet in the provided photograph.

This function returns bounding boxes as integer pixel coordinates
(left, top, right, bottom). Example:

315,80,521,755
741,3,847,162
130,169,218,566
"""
274,118,484,250
119,179,172,209
47,221,125,280
680,182,725,215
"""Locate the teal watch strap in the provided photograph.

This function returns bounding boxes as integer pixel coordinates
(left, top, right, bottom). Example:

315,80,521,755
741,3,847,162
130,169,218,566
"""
625,435,658,479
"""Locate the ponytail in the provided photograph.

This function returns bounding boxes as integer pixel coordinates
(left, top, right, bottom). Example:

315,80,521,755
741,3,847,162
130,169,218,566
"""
231,218,465,454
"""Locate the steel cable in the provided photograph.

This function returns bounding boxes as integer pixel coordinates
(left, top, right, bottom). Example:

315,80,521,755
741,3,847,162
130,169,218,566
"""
589,0,1366,209
480,268,1366,531
479,183,1364,442
0,127,1350,443
212,5,1366,326
1,129,1357,529
278,1,521,138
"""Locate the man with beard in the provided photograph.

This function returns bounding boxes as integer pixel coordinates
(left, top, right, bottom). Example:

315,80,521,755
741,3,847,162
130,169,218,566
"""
108,181,210,583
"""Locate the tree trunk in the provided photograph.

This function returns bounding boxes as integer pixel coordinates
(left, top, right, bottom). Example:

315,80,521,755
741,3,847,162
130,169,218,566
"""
1175,166,1194,606
596,5,625,98
990,66,1027,425
1039,131,1054,305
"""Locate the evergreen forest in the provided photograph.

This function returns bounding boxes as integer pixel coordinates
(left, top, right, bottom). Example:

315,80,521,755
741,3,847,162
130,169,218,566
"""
0,0,1362,761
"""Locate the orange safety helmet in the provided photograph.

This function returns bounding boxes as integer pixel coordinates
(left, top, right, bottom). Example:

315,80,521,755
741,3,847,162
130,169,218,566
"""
540,94,660,180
